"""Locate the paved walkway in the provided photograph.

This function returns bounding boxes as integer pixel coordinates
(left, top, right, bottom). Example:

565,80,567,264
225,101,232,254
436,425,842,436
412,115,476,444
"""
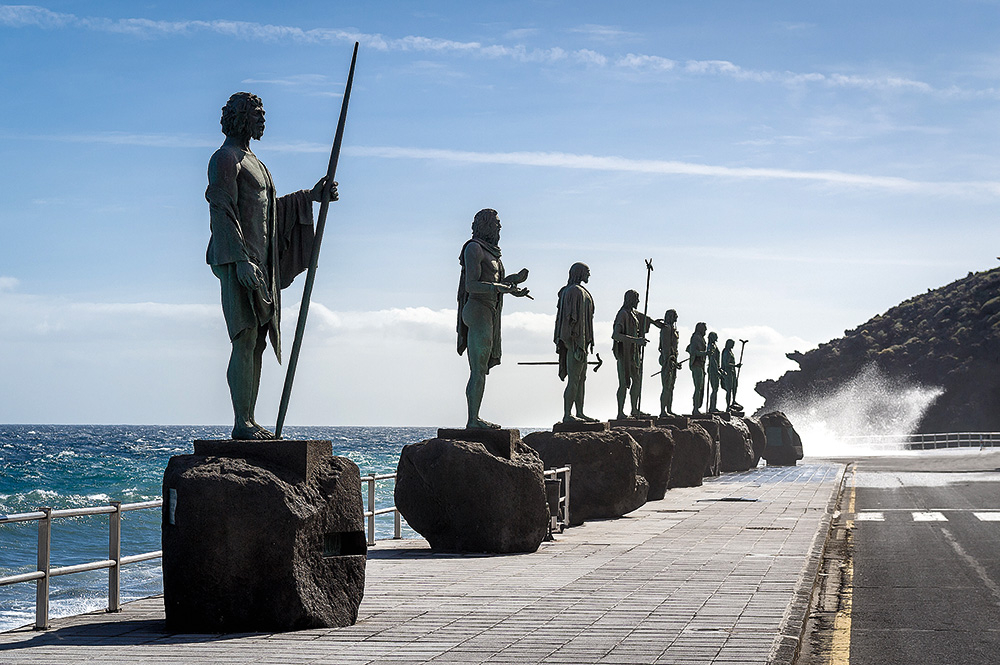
0,463,843,665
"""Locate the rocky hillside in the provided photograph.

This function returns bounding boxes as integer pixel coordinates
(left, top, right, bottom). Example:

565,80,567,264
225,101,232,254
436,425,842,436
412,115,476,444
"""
756,267,1000,433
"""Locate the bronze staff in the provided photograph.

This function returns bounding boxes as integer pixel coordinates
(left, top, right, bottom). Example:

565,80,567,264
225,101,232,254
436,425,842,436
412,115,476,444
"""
275,43,359,438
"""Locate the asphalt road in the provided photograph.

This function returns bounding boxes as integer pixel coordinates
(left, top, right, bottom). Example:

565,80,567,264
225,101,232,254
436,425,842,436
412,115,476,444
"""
828,450,1000,664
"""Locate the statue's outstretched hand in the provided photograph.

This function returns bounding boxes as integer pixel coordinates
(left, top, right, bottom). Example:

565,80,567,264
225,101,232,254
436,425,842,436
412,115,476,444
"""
507,268,529,285
310,177,338,202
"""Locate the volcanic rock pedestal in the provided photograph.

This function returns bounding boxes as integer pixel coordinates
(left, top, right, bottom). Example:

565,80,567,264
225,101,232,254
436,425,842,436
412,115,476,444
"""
161,440,366,633
718,417,756,472
759,411,805,465
523,429,648,524
666,423,713,489
394,429,549,553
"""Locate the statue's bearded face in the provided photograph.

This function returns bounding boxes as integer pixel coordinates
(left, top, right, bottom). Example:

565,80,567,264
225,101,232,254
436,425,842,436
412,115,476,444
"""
248,105,265,140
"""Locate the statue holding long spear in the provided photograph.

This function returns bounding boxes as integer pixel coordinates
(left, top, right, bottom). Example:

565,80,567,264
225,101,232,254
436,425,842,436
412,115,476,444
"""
206,44,358,440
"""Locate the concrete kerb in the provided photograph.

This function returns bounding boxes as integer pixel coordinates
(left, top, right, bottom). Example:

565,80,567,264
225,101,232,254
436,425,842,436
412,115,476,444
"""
767,463,847,664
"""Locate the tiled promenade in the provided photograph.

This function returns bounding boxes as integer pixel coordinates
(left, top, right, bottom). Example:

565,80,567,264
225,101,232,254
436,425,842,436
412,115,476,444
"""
0,463,843,665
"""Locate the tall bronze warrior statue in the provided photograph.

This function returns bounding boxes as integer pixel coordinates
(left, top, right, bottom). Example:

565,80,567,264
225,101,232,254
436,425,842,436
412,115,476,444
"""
612,289,660,420
206,92,335,440
555,263,597,423
658,309,680,417
706,331,721,412
686,322,708,415
457,209,530,429
721,338,741,412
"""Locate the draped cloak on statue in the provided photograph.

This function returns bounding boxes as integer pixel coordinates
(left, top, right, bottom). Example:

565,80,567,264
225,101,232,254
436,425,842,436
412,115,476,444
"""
554,282,594,380
206,146,315,363
456,237,505,370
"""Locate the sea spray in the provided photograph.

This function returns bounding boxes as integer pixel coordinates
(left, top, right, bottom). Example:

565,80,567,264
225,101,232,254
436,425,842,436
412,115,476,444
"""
767,364,943,456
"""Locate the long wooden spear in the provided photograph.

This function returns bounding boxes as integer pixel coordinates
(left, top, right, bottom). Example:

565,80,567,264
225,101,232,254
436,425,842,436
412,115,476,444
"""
636,258,653,414
275,42,358,439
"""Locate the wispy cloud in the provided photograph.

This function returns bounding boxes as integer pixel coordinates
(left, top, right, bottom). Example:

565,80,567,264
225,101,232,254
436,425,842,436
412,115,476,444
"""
345,145,1000,197
2,4,990,97
8,127,998,196
568,24,640,43
0,276,19,292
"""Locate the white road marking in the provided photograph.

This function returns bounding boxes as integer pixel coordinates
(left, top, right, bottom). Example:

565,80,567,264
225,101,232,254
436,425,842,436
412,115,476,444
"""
940,526,1000,606
973,512,1000,521
855,512,884,521
912,512,948,521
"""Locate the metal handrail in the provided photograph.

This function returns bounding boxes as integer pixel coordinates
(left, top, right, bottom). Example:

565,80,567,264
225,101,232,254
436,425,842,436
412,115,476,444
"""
543,465,572,530
362,472,403,546
0,499,161,630
836,431,1000,451
3,467,570,630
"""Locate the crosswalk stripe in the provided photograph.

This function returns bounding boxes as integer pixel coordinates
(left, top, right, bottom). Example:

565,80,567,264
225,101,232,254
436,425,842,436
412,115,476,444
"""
912,512,948,521
855,512,884,521
973,512,1000,521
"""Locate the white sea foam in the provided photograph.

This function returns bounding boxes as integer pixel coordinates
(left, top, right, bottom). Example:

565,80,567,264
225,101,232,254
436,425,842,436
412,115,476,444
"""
769,364,943,457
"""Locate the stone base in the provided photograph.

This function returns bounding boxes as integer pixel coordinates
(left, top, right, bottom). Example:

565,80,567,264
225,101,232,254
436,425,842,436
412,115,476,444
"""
396,433,547,553
655,416,689,429
193,439,332,482
609,418,653,428
162,441,366,633
437,428,520,459
553,420,610,433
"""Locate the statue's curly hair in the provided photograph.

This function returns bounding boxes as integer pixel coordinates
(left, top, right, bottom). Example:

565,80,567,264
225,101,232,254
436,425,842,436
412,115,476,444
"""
472,208,499,241
220,92,262,138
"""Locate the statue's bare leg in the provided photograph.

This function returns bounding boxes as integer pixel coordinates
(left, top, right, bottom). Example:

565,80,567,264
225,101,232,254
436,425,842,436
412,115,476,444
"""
615,360,629,420
228,326,274,440
630,367,650,418
463,305,500,429
248,324,269,433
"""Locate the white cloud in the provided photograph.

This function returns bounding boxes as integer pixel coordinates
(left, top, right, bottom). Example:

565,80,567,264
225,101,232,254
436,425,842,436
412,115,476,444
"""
345,145,1000,197
2,5,988,98
0,276,18,292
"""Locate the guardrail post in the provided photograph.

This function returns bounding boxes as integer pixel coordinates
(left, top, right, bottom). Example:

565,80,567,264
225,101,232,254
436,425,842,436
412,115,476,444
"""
34,507,51,630
394,509,402,539
564,464,571,528
108,501,122,613
367,474,376,546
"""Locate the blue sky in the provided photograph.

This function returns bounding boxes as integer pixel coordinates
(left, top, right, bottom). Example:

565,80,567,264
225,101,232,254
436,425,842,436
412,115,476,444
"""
1,1,998,426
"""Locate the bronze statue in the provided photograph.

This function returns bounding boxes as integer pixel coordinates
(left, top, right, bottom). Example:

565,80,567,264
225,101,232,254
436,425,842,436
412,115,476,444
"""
721,338,742,412
457,209,530,429
707,331,721,412
658,309,680,417
206,92,334,440
686,322,708,414
612,290,660,420
555,263,597,423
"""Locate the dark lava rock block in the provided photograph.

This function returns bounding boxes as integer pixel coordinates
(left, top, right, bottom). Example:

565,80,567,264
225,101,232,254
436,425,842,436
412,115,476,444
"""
619,427,674,501
759,411,805,466
718,418,755,472
162,449,366,633
742,417,766,468
691,416,721,477
523,430,648,525
394,434,548,553
667,424,713,489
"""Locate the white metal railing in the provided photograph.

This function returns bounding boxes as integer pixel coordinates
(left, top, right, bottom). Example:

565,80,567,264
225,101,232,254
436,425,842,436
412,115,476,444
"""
838,432,1000,451
4,467,570,630
543,465,572,531
362,472,402,546
0,499,163,630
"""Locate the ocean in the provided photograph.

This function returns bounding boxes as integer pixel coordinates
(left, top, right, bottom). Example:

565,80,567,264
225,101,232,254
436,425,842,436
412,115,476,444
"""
0,424,435,632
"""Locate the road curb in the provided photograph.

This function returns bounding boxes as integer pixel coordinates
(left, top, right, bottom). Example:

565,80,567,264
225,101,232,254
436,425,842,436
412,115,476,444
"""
768,463,848,664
